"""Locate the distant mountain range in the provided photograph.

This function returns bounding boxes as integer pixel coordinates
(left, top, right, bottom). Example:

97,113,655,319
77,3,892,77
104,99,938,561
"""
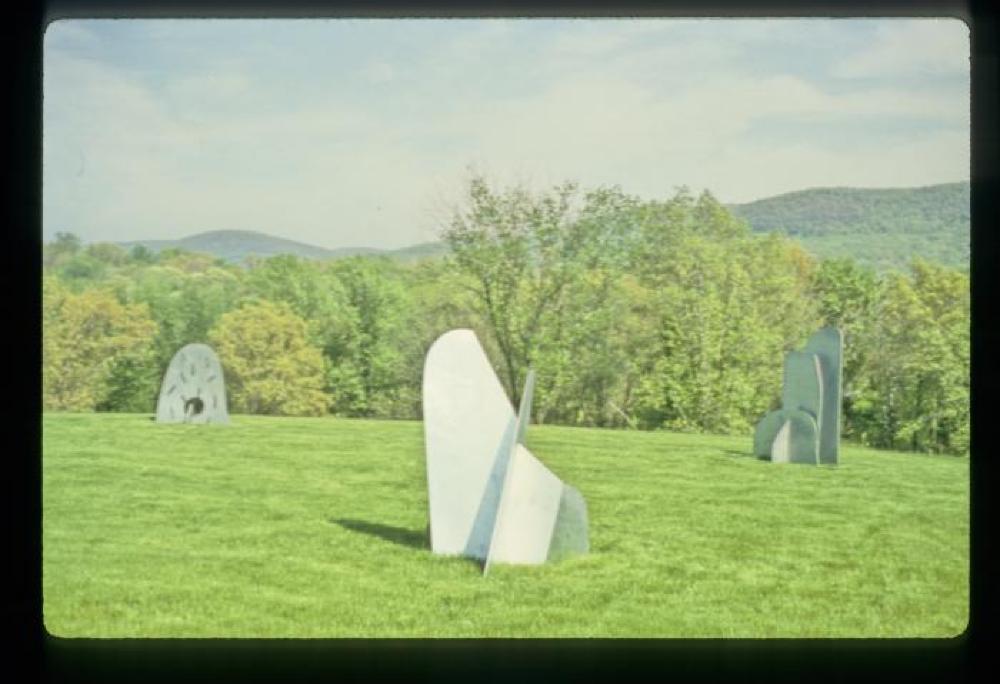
118,230,449,265
115,181,969,272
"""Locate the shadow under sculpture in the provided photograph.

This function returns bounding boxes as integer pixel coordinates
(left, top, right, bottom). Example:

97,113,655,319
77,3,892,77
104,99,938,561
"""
753,327,843,465
422,329,588,574
155,343,229,424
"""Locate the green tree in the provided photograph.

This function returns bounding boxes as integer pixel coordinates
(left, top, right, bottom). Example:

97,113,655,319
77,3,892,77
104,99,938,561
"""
245,255,357,358
56,252,108,285
97,354,163,413
122,264,246,378
858,260,969,454
246,255,341,322
630,191,818,434
128,244,158,264
159,249,227,273
43,232,82,269
442,176,631,403
325,257,414,418
398,259,484,420
809,257,880,443
530,269,645,427
85,242,129,267
208,300,329,416
43,278,159,411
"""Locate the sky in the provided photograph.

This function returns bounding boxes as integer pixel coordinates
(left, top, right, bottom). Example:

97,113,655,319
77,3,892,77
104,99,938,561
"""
42,18,970,250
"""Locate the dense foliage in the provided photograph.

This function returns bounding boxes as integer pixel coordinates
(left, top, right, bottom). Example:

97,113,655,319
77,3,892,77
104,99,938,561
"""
728,182,970,271
208,301,329,416
41,179,970,455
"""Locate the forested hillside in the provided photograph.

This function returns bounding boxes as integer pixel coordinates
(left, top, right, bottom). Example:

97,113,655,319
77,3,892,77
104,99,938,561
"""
728,182,970,271
42,178,970,455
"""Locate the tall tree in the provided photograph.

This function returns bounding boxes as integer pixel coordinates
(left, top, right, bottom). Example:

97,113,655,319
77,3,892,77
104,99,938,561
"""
244,254,358,376
809,257,880,443
325,257,413,418
442,176,631,402
630,191,819,433
859,260,969,454
208,300,329,416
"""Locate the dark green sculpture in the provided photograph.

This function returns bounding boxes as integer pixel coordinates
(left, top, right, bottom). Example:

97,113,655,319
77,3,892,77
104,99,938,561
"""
803,328,843,465
754,327,843,465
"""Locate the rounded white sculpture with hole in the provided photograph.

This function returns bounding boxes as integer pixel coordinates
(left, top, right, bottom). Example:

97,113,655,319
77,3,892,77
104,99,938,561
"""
155,343,229,424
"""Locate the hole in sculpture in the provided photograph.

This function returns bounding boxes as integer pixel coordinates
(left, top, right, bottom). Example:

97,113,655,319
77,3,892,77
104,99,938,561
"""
184,397,205,418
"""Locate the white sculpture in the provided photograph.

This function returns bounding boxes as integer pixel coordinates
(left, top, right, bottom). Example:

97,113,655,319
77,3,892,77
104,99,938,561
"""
155,343,229,424
422,329,588,573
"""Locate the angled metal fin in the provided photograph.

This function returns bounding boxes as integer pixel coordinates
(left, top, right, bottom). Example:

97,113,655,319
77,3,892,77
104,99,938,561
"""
516,369,535,446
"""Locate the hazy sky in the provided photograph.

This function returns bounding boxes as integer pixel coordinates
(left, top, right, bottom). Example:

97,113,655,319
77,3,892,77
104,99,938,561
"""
43,18,970,250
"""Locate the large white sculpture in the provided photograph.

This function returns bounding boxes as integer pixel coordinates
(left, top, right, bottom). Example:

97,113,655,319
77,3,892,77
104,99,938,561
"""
155,343,229,424
422,329,588,573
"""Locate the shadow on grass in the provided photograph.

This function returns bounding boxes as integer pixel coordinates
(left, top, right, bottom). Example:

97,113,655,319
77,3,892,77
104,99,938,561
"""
331,518,429,550
722,449,759,459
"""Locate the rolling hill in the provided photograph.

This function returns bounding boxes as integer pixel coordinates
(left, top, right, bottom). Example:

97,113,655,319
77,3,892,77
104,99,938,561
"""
114,181,969,271
727,181,970,271
118,230,448,265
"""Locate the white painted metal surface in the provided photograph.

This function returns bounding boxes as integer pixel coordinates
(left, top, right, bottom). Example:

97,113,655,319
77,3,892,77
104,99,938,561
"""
422,328,587,571
155,343,229,424
771,419,791,463
422,329,517,558
485,444,564,568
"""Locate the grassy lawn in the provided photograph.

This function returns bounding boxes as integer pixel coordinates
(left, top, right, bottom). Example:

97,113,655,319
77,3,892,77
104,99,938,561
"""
42,412,968,638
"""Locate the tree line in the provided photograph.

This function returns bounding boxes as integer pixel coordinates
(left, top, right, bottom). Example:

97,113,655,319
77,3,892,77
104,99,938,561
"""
42,177,970,455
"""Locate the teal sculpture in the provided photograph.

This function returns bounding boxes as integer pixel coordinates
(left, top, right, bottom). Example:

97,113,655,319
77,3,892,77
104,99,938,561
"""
803,328,843,465
753,327,843,465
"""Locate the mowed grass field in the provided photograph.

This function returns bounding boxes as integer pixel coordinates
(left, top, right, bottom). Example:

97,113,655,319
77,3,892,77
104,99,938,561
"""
42,413,968,638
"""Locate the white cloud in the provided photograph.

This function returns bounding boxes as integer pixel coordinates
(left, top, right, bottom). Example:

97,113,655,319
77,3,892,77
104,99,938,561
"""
420,69,967,202
44,20,102,52
361,61,396,84
690,128,970,203
832,19,969,79
165,69,254,106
